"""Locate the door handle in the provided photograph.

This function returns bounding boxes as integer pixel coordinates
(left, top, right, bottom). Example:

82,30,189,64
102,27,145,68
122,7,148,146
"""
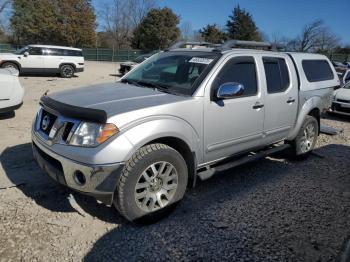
287,98,295,103
252,103,264,109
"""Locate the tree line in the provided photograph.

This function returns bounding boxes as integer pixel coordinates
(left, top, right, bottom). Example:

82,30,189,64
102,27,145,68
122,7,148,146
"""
0,0,348,53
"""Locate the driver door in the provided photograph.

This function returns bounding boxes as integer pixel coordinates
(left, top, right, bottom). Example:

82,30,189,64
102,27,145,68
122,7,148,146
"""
20,47,44,71
203,56,265,163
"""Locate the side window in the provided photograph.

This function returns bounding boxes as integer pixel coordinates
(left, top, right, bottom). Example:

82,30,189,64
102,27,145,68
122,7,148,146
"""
302,60,334,82
263,57,290,93
345,72,350,82
214,56,258,97
28,47,42,55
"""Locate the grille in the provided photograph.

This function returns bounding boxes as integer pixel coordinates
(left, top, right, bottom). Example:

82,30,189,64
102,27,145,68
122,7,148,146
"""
40,110,57,135
337,99,350,104
333,103,350,113
37,109,78,144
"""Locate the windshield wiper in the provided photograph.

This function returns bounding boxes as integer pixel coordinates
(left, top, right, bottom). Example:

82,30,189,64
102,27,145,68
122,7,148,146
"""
121,79,180,95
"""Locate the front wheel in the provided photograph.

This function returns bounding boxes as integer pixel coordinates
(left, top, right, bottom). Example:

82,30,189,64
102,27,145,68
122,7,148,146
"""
1,62,19,72
60,64,75,78
114,144,188,223
288,115,319,158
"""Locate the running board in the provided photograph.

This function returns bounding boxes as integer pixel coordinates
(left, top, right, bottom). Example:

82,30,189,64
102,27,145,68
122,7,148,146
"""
197,144,290,181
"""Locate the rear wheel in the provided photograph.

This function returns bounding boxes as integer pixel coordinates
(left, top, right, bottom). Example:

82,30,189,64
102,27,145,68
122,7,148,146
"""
60,64,75,78
289,115,319,158
115,143,188,223
1,62,19,72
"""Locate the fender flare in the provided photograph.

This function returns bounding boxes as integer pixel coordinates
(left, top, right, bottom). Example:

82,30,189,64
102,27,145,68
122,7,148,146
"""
0,60,22,71
286,96,322,140
120,116,202,164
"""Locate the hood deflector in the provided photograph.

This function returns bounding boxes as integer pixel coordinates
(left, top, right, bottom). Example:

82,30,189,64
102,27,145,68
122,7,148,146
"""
40,96,107,124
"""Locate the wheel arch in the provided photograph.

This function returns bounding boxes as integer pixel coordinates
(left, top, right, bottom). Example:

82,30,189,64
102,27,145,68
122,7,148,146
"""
59,63,76,70
0,60,21,71
145,136,196,187
286,96,323,140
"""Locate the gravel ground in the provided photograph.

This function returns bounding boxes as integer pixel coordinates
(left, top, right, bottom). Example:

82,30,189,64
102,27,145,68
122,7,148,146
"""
0,62,349,261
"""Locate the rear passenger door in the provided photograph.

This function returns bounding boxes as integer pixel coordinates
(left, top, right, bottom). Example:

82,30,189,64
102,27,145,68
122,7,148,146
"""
261,55,298,144
42,48,64,71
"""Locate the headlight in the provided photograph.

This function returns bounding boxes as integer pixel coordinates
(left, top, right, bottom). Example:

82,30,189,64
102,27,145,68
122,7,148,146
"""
70,122,119,147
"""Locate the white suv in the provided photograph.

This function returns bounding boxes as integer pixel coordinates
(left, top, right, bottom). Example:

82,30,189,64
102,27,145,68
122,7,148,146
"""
0,45,84,78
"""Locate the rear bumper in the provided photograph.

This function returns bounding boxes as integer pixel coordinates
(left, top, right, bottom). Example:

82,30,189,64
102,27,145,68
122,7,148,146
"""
75,67,84,73
32,132,124,205
0,102,23,113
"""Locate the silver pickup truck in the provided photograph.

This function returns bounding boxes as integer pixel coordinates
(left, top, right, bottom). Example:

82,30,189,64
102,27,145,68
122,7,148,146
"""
32,41,339,222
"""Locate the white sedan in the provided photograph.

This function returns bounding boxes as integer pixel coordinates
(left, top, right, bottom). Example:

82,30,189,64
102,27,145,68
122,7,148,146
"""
330,81,350,116
0,68,24,114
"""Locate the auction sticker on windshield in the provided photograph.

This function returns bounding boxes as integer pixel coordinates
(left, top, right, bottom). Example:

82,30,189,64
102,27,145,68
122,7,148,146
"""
189,57,214,65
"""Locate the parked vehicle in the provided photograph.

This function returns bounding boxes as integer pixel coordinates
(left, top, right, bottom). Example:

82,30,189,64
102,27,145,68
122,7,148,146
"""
31,40,339,222
0,68,24,114
329,81,350,116
339,69,350,85
0,45,84,78
119,53,152,75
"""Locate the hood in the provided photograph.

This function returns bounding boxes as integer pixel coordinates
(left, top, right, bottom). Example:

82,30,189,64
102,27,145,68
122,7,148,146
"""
335,87,350,101
0,53,17,59
47,82,188,117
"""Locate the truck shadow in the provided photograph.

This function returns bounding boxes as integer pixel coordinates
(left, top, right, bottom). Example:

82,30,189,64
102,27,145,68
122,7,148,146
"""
0,143,122,223
2,143,350,260
82,143,350,261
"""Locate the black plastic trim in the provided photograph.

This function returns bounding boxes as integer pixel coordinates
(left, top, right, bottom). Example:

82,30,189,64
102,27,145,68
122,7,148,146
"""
40,96,107,123
0,102,23,113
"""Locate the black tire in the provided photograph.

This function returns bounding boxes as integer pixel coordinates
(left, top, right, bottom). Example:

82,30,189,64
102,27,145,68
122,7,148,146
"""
115,143,188,223
288,115,319,159
60,64,75,78
1,62,19,72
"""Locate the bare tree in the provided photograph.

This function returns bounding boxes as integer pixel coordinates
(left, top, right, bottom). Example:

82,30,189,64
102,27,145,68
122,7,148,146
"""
101,0,156,49
289,20,340,52
180,21,193,41
0,0,11,14
0,0,11,33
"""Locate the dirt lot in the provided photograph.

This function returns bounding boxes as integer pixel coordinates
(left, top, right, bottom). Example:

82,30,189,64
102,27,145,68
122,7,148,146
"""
0,61,350,261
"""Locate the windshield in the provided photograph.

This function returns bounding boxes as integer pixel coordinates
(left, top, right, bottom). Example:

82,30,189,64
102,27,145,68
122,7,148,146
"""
122,51,220,96
13,46,28,55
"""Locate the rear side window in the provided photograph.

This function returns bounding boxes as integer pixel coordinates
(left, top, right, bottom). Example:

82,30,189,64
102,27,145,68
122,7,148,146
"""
214,56,258,97
302,60,334,82
263,57,290,93
42,48,82,57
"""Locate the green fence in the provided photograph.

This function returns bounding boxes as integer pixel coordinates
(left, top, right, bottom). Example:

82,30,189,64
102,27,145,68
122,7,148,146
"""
1,43,350,63
82,48,143,62
0,44,144,62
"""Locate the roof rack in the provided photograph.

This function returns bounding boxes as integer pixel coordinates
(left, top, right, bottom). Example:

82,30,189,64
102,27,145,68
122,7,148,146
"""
167,41,216,50
215,40,285,51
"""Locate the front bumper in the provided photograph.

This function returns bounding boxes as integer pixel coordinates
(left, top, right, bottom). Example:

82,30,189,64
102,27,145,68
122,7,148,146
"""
330,101,350,116
75,67,84,73
32,132,124,205
0,102,23,113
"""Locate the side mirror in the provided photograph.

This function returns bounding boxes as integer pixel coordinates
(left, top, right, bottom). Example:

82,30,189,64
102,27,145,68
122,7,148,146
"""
23,52,29,57
216,82,245,100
